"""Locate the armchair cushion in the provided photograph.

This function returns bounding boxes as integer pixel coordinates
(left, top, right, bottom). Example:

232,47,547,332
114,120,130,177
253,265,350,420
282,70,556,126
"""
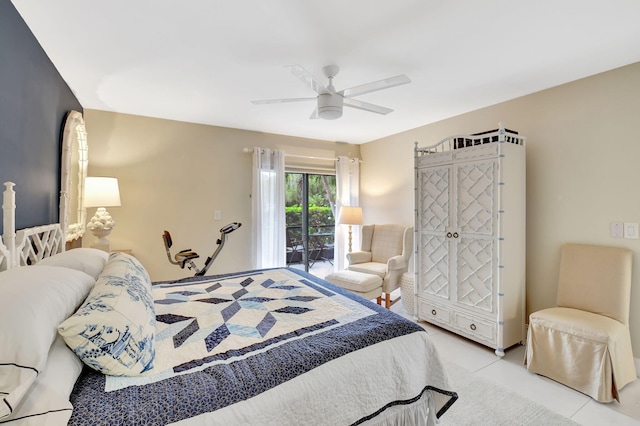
346,251,372,265
369,225,406,264
348,262,387,279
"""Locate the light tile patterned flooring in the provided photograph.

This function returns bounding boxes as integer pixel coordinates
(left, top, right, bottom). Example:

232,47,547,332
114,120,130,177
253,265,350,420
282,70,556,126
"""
388,297,640,425
288,260,334,279
299,261,640,424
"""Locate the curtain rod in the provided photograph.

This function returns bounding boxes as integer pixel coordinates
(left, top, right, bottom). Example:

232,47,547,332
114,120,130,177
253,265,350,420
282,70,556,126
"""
243,147,346,162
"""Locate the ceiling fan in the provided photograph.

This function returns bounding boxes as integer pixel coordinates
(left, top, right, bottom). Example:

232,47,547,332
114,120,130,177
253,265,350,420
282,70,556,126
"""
251,65,411,120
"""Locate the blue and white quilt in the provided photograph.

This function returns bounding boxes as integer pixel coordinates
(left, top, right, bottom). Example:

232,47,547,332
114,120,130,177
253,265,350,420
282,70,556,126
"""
68,268,456,425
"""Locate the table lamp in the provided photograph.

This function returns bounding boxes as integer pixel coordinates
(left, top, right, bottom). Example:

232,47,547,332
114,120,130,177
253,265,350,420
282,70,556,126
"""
338,206,363,252
84,177,121,252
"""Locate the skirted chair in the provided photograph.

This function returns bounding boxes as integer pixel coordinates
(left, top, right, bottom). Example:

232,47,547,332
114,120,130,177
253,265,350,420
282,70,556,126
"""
525,243,636,402
346,224,413,309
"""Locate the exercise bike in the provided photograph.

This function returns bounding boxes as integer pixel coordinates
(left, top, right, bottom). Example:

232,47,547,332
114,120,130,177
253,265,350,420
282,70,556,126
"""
162,222,241,276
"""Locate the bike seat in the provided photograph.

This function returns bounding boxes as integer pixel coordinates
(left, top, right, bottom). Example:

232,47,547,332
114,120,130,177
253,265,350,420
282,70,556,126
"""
175,250,199,268
175,249,199,260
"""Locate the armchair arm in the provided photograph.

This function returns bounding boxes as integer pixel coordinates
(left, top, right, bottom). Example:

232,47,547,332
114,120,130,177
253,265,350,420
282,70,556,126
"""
387,255,407,271
347,251,372,265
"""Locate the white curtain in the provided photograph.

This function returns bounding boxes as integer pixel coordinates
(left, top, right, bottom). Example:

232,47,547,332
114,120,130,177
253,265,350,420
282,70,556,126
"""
251,148,286,269
334,156,360,271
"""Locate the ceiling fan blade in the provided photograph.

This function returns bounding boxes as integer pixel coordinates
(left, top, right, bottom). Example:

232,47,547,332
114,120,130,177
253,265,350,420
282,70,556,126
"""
343,98,393,115
341,74,411,98
288,65,329,95
309,107,319,120
251,97,316,105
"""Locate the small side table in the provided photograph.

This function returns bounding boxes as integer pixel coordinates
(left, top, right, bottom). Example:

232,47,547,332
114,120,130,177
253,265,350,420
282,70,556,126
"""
400,272,415,315
112,249,133,256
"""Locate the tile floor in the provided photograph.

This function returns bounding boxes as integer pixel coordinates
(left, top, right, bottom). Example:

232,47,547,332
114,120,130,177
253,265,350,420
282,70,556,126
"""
388,297,640,425
289,260,334,279
299,262,640,424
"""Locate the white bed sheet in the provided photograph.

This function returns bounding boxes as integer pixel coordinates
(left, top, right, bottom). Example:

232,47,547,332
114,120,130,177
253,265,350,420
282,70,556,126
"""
174,332,452,426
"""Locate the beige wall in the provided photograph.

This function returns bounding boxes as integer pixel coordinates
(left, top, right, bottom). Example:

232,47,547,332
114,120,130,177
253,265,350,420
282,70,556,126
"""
360,62,640,355
83,110,359,282
84,62,640,354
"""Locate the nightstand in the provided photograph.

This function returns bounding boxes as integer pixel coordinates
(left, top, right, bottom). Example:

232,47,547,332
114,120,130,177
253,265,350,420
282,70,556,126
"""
111,249,133,256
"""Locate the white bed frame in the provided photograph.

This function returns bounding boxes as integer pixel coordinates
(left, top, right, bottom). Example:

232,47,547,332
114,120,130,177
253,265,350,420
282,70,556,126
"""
0,182,65,270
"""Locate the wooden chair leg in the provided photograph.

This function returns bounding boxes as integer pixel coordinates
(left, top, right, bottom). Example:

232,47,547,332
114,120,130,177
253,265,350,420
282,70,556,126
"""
376,296,382,305
383,293,401,309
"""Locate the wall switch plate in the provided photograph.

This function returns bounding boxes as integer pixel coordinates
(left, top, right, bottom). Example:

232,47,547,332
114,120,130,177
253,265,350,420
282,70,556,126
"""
611,222,624,238
624,222,639,239
214,210,221,220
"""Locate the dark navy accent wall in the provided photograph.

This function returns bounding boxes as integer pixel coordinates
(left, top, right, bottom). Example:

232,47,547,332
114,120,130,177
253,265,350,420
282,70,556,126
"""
0,1,82,233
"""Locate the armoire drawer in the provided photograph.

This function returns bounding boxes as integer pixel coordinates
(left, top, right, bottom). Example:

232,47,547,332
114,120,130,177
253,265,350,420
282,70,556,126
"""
419,299,451,325
453,312,496,344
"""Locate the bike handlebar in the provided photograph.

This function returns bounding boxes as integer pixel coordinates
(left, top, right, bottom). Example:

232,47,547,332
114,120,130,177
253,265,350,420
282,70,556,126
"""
220,222,242,234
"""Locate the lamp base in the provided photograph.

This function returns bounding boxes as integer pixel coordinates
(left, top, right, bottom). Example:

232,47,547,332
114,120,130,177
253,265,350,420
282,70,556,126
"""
88,208,115,253
91,237,111,253
348,225,353,253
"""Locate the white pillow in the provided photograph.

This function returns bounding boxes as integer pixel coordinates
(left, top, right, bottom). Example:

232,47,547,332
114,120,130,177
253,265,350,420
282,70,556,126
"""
0,266,95,421
58,252,156,376
38,248,109,280
0,335,83,425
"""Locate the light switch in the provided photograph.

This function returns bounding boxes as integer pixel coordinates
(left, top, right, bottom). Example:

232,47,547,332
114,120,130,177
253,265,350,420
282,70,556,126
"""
214,210,222,220
611,222,624,238
624,223,639,239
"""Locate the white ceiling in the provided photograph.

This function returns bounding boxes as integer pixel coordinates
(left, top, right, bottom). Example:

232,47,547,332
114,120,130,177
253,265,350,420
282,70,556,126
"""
11,0,640,144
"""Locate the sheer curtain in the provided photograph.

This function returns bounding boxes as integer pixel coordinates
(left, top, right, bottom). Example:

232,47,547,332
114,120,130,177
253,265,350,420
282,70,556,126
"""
251,148,286,269
334,156,360,271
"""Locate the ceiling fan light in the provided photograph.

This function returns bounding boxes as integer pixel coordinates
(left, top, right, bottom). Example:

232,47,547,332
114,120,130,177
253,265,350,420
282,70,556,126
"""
318,93,343,120
318,106,343,120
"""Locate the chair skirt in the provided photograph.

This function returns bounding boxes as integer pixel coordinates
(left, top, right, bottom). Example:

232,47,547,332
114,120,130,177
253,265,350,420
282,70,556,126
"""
525,307,636,402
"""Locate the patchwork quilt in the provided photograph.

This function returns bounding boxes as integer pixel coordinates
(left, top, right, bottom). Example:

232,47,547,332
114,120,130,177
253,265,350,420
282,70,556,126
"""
68,268,456,425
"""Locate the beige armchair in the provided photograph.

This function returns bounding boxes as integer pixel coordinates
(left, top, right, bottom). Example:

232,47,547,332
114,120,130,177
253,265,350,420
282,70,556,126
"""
525,243,636,402
347,224,413,309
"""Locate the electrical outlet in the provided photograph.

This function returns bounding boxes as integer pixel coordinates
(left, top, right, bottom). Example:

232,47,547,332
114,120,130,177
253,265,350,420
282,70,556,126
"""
624,223,639,239
214,210,221,220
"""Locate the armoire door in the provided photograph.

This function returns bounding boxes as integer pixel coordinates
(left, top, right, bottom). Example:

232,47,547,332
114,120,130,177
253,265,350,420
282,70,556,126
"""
417,164,452,302
453,159,497,314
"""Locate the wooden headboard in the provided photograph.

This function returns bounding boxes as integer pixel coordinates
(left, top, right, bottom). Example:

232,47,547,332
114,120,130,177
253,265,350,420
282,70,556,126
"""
1,181,64,270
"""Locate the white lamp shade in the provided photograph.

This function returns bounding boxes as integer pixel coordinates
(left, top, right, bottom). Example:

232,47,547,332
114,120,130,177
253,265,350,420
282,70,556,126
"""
84,177,121,208
338,206,363,225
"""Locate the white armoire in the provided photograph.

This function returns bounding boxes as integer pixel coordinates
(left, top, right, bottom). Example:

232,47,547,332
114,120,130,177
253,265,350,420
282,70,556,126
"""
414,125,526,356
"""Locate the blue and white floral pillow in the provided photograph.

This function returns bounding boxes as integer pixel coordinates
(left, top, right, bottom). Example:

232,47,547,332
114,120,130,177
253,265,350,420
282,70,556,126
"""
58,252,156,376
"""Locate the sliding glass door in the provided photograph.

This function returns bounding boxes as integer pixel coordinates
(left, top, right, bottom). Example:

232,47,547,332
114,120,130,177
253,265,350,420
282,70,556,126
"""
285,172,336,275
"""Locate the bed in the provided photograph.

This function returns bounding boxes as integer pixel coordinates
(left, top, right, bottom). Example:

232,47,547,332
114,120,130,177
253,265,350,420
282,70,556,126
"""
0,182,457,426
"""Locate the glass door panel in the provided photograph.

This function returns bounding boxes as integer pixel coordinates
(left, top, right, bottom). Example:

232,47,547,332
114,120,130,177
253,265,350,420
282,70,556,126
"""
285,172,336,276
